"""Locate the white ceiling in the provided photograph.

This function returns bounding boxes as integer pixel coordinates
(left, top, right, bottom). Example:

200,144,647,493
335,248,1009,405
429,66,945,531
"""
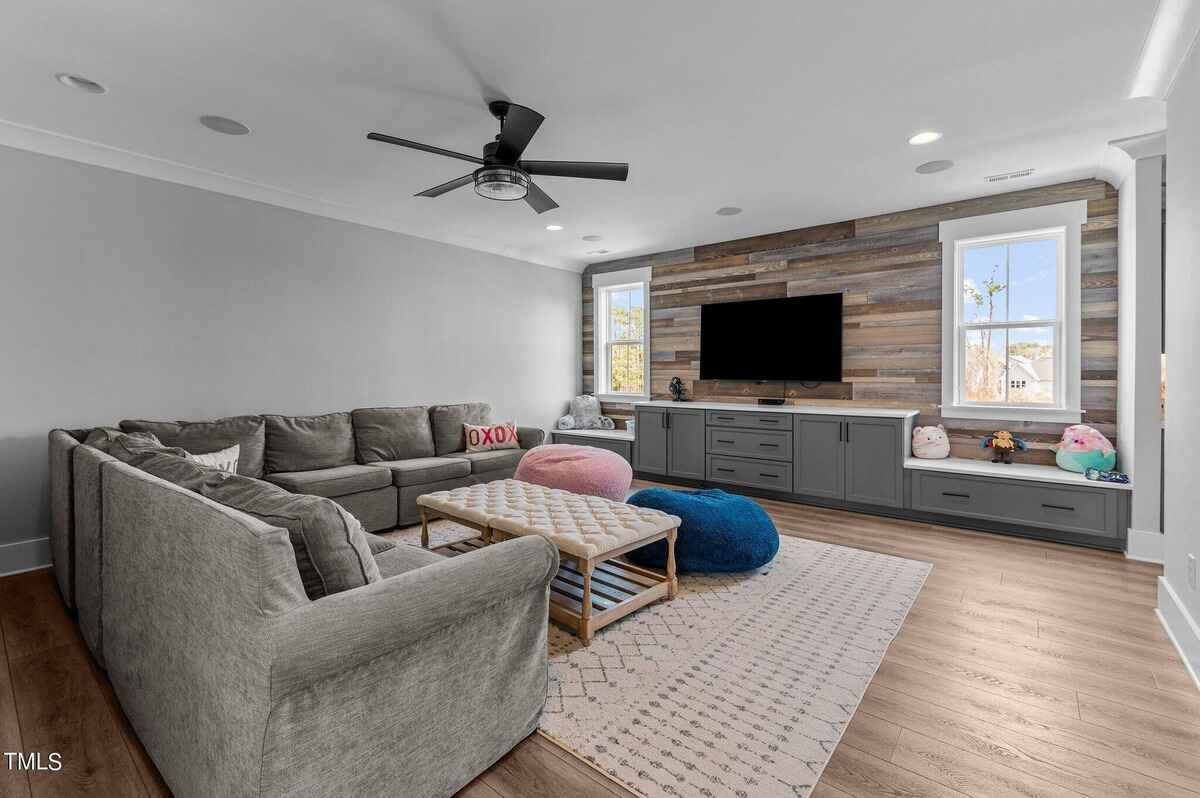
0,0,1166,271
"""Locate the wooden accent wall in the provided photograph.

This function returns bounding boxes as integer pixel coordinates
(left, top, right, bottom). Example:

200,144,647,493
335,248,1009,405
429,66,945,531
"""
582,179,1119,464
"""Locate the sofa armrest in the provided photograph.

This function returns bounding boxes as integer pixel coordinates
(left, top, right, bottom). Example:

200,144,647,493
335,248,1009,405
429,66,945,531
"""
517,425,546,449
270,535,558,697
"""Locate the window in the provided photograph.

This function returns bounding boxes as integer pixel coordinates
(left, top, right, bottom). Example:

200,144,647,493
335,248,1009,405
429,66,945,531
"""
593,266,651,401
940,202,1085,422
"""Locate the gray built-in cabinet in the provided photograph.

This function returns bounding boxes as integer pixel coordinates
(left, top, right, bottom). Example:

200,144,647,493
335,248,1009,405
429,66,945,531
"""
633,406,705,480
631,401,1130,551
635,404,904,509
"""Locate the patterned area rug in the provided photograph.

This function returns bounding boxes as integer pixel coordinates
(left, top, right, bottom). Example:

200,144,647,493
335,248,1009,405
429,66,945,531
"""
388,520,930,798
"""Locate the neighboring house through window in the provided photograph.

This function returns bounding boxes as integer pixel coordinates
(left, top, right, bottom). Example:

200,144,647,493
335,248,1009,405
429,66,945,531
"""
939,202,1086,422
593,266,651,402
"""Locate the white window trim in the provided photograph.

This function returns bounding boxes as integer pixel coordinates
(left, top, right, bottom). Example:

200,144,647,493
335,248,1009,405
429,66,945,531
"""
939,201,1086,423
592,266,651,403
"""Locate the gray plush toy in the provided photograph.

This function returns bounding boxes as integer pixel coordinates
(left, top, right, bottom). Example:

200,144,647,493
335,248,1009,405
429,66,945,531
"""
556,394,616,430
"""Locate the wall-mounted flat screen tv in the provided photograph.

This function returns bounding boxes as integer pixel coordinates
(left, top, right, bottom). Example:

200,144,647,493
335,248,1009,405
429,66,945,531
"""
699,293,842,382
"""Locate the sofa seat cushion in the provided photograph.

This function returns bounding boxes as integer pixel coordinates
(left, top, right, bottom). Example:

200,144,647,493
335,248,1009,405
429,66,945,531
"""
265,464,393,498
351,406,436,463
369,457,471,487
120,415,266,477
452,449,525,474
372,542,443,579
265,412,356,474
430,403,492,456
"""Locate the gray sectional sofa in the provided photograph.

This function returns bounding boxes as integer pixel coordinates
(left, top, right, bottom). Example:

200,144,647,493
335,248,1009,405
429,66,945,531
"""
46,402,556,798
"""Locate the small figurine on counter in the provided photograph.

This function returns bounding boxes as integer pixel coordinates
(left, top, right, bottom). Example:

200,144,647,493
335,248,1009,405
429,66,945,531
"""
668,376,688,402
1085,467,1130,484
980,430,1027,464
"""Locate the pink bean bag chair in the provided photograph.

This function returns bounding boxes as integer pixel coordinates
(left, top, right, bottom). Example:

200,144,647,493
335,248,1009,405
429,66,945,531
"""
515,444,633,502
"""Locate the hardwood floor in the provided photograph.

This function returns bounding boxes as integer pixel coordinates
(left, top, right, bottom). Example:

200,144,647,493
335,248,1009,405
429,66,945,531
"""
1,480,1193,798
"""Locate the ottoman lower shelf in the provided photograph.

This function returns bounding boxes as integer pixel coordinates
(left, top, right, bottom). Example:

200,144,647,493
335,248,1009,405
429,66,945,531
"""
431,532,676,643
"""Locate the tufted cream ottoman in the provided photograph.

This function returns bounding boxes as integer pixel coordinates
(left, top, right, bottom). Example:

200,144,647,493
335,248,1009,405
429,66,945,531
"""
417,479,680,642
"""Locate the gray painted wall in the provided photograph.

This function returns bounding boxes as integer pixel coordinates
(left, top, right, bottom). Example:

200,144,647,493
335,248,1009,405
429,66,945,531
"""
0,145,581,551
1162,46,1200,677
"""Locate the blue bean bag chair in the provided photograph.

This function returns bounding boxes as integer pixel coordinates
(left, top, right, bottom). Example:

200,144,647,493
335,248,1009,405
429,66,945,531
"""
626,488,779,573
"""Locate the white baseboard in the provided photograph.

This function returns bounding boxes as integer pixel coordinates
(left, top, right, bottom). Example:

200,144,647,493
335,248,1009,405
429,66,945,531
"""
0,536,51,577
1126,528,1165,563
1157,576,1200,693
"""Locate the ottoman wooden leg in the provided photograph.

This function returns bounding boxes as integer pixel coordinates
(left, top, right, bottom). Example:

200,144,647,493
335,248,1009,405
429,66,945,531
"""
666,528,678,600
420,508,430,549
580,558,594,645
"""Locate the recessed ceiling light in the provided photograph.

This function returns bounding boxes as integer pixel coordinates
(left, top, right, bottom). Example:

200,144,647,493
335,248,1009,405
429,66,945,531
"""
907,130,942,145
545,224,564,231
915,159,954,175
581,234,603,242
55,73,106,94
715,206,742,216
199,115,250,135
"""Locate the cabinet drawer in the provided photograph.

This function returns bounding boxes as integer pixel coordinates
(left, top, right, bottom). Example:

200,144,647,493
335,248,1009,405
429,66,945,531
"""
706,410,793,431
707,454,792,492
706,428,792,462
911,472,1118,538
552,434,633,463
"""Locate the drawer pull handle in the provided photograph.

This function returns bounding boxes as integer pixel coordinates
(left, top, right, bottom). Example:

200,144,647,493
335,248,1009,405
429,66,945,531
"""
760,418,780,423
1042,503,1075,512
716,416,734,421
716,439,735,444
942,492,970,499
759,472,778,478
716,467,735,473
759,443,779,448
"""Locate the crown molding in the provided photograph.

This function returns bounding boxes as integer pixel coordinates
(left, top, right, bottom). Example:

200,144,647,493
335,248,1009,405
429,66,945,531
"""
1129,0,1200,99
0,116,582,273
1098,130,1167,189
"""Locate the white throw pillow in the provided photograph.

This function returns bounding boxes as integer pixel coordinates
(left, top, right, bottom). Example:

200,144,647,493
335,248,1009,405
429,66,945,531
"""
188,443,240,473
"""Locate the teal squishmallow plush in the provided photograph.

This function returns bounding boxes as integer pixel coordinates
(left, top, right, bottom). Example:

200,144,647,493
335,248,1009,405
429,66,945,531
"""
1052,424,1116,473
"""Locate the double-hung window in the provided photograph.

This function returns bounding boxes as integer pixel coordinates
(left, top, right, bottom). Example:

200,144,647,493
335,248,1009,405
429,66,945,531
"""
940,202,1086,422
592,266,651,402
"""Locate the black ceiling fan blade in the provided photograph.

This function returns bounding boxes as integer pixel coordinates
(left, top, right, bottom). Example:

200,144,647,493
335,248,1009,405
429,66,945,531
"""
520,160,629,181
494,103,545,163
524,182,559,214
414,173,476,198
367,132,484,165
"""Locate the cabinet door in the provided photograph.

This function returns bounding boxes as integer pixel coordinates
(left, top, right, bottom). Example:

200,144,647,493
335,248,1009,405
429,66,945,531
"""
633,408,668,475
666,409,706,480
793,416,845,500
844,418,903,507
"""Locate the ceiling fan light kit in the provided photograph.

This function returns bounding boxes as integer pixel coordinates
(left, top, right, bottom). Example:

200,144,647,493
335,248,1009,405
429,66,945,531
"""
474,166,528,201
367,100,629,214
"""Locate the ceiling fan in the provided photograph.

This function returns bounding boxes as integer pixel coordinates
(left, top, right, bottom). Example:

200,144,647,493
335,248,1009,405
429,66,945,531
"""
367,101,629,214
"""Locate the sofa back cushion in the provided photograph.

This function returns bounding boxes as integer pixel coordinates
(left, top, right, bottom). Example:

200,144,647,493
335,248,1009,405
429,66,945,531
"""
351,406,436,463
124,450,219,493
199,472,380,599
429,402,492,455
120,415,266,477
264,412,355,474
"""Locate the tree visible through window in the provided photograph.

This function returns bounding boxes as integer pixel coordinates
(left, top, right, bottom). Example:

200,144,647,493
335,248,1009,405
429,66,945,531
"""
599,281,647,396
958,234,1060,407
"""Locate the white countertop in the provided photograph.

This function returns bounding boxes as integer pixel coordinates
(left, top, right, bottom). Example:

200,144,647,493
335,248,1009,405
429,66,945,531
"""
904,456,1132,490
633,400,920,419
550,428,635,441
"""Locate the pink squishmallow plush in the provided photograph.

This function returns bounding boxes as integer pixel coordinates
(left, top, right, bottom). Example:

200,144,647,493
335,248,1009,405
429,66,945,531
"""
912,424,950,459
1052,424,1116,473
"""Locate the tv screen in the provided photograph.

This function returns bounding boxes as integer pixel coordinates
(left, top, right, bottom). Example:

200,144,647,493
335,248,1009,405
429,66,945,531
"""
700,294,843,382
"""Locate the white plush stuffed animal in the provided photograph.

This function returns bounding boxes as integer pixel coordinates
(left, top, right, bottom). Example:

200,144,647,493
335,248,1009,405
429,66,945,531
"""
912,424,950,459
556,394,616,431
